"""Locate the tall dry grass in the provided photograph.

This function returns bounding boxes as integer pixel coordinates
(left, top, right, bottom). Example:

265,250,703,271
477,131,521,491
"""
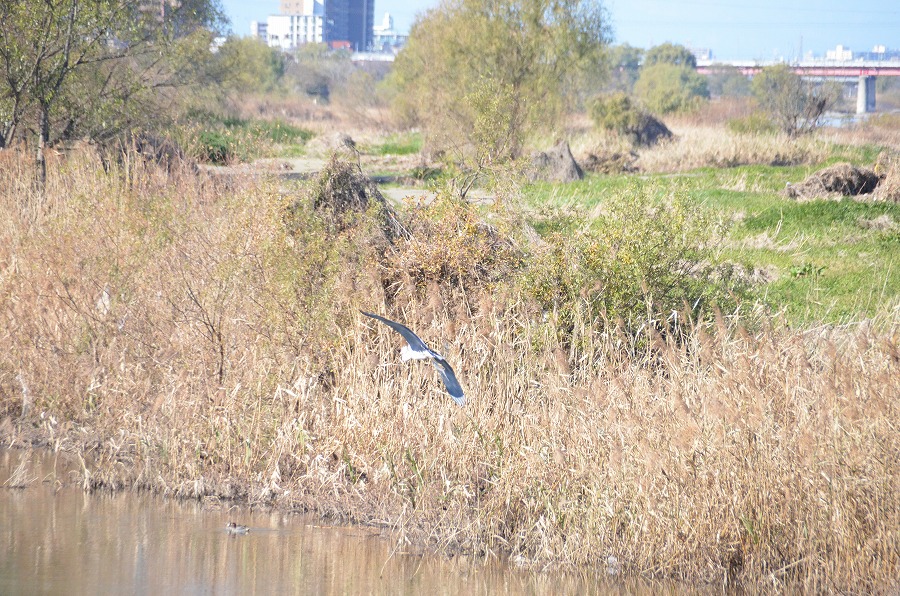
568,122,834,173
0,149,898,592
822,115,900,154
637,125,831,171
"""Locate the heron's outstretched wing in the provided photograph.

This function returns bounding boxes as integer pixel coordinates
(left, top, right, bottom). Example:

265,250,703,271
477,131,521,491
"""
360,311,431,353
431,357,465,406
361,310,465,405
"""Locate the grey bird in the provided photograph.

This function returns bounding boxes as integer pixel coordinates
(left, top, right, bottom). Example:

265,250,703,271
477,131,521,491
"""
361,311,465,405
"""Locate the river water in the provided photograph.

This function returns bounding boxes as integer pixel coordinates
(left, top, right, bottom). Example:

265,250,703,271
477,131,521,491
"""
0,449,662,595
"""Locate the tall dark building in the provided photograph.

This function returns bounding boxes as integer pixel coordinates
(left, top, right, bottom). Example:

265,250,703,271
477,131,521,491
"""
325,0,374,51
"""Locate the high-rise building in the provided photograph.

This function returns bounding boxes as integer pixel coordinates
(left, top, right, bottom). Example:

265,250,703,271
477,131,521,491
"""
324,0,374,52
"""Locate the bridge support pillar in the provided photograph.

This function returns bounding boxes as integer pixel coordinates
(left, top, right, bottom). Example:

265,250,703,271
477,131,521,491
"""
856,76,876,114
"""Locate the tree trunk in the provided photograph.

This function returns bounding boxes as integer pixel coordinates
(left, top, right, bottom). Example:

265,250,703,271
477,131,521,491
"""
35,101,50,195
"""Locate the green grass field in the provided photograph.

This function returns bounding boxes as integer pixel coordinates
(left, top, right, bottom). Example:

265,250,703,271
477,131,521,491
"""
363,132,424,156
523,163,900,325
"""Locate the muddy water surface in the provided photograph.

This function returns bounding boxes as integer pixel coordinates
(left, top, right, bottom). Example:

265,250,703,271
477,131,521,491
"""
1,449,659,594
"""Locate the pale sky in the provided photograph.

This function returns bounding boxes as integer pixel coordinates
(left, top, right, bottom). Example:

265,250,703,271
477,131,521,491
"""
221,0,900,61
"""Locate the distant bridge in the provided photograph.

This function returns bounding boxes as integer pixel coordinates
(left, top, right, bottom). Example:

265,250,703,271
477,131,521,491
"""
696,60,900,113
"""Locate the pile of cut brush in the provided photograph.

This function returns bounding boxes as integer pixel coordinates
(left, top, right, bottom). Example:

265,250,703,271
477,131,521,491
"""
785,162,881,199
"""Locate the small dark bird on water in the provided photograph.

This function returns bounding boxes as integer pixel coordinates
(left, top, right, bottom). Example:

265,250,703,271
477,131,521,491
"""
226,521,249,535
361,310,465,405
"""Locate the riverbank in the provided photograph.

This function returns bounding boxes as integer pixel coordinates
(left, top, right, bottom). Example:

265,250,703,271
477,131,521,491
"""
1,148,898,592
6,449,655,594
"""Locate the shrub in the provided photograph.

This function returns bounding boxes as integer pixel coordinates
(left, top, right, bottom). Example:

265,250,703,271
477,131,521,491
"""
634,63,709,114
388,192,522,292
590,93,643,135
182,115,313,164
751,64,841,136
409,165,442,181
589,93,673,147
522,184,742,338
705,64,752,98
299,155,403,241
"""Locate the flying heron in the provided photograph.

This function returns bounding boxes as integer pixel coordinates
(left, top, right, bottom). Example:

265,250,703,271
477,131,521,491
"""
361,311,465,405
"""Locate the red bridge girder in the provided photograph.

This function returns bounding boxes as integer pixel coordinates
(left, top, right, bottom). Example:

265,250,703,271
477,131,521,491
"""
697,65,900,77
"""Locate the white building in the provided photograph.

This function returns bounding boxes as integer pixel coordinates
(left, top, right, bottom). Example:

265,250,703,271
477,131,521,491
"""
826,45,853,61
257,0,325,50
373,12,393,36
372,12,408,53
266,14,324,49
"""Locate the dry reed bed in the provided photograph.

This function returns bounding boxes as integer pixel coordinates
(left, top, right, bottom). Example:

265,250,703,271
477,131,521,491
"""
568,123,834,173
635,126,833,172
0,151,898,592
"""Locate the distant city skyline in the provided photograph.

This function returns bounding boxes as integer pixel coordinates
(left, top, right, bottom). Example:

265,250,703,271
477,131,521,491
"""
221,0,900,61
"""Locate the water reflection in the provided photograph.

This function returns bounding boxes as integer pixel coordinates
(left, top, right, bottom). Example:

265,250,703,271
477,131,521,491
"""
1,450,661,594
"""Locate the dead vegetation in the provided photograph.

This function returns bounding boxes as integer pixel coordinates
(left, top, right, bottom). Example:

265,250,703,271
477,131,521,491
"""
581,150,638,174
570,125,833,174
0,149,898,593
785,162,882,200
874,151,900,203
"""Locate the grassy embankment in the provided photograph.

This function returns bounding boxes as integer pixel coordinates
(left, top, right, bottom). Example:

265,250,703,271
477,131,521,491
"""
527,170,900,325
0,123,898,593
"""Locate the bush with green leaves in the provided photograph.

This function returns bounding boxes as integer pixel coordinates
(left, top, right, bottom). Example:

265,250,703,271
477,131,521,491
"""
181,113,313,164
635,63,710,114
589,93,643,134
604,44,644,93
589,93,672,146
521,184,742,338
215,36,285,94
197,130,231,164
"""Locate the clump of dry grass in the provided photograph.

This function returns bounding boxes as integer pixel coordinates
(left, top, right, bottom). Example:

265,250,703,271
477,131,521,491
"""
822,116,900,153
874,151,900,203
0,149,898,592
636,125,831,172
669,97,756,127
569,123,831,173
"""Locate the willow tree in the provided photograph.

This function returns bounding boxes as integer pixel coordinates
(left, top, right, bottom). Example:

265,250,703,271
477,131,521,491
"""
390,0,609,176
751,64,841,136
634,43,708,114
0,0,223,189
